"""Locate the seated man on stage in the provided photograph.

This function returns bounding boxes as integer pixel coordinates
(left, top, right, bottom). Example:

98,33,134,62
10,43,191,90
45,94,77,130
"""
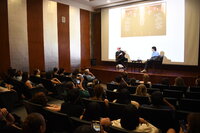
115,47,128,69
141,46,160,73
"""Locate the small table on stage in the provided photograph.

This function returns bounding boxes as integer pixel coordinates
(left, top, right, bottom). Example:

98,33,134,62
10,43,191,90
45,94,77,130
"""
131,60,143,72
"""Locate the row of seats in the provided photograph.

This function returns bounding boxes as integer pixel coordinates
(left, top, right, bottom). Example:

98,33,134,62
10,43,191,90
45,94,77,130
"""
106,90,200,112
23,100,142,133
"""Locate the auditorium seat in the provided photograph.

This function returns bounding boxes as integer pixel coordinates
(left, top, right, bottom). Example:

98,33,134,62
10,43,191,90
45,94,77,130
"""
168,86,188,92
23,100,44,114
108,102,126,120
185,92,200,99
164,97,178,107
178,98,200,112
163,89,184,99
147,88,160,94
106,90,120,102
189,86,200,92
130,95,150,105
151,84,169,92
127,86,137,94
107,83,119,91
0,91,19,112
139,106,178,133
109,125,147,133
69,116,91,132
43,108,72,133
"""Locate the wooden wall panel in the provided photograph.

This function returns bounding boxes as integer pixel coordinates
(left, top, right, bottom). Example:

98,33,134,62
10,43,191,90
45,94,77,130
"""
0,0,10,73
80,9,91,68
27,0,45,72
91,12,101,66
57,3,70,72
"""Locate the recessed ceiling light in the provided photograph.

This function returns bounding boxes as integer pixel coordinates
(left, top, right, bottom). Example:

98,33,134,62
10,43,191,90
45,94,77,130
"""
107,0,111,3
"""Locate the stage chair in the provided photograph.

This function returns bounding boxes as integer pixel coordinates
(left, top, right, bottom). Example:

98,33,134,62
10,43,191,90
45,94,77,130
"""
150,55,164,73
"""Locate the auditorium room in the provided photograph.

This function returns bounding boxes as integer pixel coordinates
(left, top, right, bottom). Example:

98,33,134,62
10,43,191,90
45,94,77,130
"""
0,0,200,133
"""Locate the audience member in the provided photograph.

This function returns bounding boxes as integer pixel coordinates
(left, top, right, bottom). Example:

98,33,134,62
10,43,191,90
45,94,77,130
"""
134,84,150,97
195,77,200,87
60,88,84,117
23,113,46,133
167,113,200,133
33,69,41,78
0,108,21,133
14,70,23,81
174,77,186,87
52,67,59,77
139,74,152,88
83,68,96,82
121,71,130,84
30,92,60,111
142,91,175,110
45,72,61,85
111,104,159,133
113,88,140,108
74,124,107,133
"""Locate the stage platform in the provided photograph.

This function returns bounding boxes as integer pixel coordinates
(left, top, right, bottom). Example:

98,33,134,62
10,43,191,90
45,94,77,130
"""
90,65,199,86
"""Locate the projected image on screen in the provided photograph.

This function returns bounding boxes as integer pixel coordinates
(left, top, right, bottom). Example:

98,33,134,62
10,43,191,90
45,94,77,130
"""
101,0,199,66
121,2,166,37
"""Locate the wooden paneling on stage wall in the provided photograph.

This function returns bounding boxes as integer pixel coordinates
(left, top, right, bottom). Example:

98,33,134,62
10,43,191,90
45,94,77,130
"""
80,9,91,68
0,0,10,73
27,0,45,72
91,12,101,66
57,3,71,72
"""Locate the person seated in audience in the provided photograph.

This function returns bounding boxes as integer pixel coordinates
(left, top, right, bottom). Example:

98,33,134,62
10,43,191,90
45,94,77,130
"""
121,71,131,84
167,113,200,133
83,68,96,82
195,77,200,87
14,70,23,81
0,82,15,92
90,84,106,101
52,67,59,77
139,74,152,88
45,72,61,85
74,124,107,133
113,88,140,108
134,84,150,97
58,68,65,76
30,92,60,111
0,107,21,133
111,104,159,133
60,88,84,117
22,72,44,89
23,113,46,133
33,69,41,78
81,102,102,121
174,77,186,87
129,77,137,86
142,91,175,110
110,76,123,85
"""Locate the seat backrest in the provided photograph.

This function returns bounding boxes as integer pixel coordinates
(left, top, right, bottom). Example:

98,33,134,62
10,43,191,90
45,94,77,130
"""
185,92,200,99
130,95,150,105
151,84,169,91
106,90,120,102
139,106,177,132
147,88,160,94
178,98,200,112
23,100,43,114
109,126,147,133
189,86,200,92
108,102,127,120
0,91,19,112
43,108,72,132
168,86,188,92
107,83,119,91
163,89,184,99
69,117,91,132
